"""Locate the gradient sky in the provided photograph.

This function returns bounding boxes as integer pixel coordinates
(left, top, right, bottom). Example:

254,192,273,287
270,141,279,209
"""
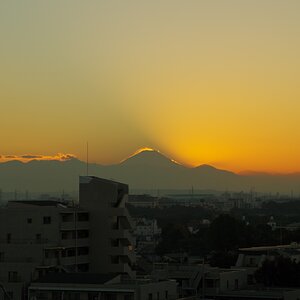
1,1,300,173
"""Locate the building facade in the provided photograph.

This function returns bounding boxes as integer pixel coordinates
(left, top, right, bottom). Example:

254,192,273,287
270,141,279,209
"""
0,176,136,300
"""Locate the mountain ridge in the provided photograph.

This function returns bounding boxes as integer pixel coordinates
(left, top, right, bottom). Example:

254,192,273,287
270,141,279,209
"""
0,149,300,193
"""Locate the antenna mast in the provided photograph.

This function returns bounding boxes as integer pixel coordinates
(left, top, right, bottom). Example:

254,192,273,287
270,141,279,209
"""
86,142,89,176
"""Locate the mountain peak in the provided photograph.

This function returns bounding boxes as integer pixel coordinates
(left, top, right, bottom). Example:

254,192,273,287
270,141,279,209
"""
120,148,180,167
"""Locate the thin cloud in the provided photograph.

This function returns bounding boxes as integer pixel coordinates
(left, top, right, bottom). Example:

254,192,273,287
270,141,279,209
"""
21,155,43,159
5,155,18,159
0,153,77,163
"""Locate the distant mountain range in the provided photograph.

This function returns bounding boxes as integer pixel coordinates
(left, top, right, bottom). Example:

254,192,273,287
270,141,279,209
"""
0,150,299,194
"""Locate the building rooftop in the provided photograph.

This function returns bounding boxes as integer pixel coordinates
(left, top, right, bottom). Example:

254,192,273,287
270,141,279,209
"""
218,288,298,299
35,273,117,284
9,200,68,207
239,243,300,252
79,176,128,187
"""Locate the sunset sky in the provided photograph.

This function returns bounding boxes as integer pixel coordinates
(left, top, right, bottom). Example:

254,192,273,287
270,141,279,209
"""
1,1,300,173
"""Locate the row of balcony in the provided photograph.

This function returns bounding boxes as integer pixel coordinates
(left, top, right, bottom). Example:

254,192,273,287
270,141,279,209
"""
43,254,89,266
60,221,89,231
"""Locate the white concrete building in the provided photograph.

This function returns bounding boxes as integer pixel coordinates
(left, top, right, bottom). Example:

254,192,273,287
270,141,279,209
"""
28,273,178,300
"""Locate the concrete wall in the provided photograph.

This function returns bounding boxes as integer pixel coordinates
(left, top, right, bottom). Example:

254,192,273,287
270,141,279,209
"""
219,270,247,292
139,280,177,300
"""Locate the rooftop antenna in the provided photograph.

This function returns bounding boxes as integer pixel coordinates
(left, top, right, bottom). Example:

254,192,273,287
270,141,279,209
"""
190,185,194,207
86,141,89,176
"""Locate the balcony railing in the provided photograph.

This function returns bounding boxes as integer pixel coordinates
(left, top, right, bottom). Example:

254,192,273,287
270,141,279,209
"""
60,221,89,230
0,238,50,245
60,238,89,247
0,257,33,263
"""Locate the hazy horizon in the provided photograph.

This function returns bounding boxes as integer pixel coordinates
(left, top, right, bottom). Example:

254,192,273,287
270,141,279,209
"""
1,1,300,173
1,147,300,176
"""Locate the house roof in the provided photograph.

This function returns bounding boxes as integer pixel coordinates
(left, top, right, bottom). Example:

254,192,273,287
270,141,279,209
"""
35,273,117,284
10,200,67,207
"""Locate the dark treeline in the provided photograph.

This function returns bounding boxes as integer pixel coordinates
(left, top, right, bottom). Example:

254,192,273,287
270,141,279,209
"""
128,204,300,268
255,256,300,287
155,214,300,254
128,205,216,227
157,214,300,268
232,200,300,225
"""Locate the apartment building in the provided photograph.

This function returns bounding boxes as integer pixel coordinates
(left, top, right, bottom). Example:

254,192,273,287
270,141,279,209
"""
0,200,90,299
0,176,136,300
79,176,136,278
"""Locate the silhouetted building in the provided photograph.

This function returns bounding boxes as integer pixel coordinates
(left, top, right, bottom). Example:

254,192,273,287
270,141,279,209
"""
0,176,136,300
79,176,136,278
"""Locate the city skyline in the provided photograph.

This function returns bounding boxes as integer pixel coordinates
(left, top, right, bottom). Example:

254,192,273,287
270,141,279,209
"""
1,1,300,173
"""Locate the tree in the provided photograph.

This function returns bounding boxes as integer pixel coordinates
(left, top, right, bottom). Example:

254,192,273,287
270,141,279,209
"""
255,256,300,287
207,214,244,251
156,223,191,255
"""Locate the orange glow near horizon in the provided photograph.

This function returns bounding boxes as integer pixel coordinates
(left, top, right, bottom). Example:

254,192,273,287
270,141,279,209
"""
0,148,299,175
1,1,300,174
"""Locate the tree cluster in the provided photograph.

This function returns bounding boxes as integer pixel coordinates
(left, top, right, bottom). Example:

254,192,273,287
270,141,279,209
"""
255,256,300,287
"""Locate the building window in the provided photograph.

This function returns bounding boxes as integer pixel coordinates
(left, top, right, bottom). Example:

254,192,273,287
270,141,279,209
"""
38,270,44,279
8,271,18,282
165,291,168,299
78,247,89,256
111,216,119,229
0,252,4,262
111,239,119,247
77,230,89,238
61,231,68,240
61,213,73,222
77,212,89,222
67,248,76,257
77,263,89,272
247,274,254,285
27,218,32,224
36,234,42,243
205,279,214,288
43,216,51,224
234,279,239,290
6,234,11,244
111,256,119,264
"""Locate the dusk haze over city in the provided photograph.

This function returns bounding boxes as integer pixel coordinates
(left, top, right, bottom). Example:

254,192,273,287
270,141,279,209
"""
1,1,300,300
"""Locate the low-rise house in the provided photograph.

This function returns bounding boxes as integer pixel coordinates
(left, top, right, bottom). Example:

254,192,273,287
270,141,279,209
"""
28,273,177,300
235,243,300,284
